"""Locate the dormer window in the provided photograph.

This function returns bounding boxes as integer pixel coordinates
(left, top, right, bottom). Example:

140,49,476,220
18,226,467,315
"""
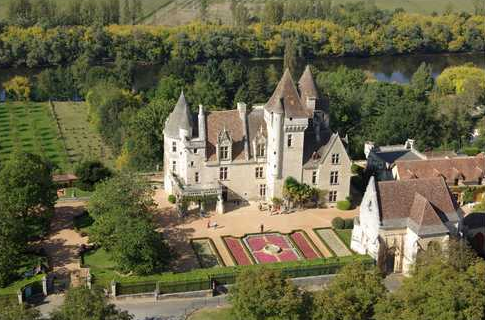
220,146,229,160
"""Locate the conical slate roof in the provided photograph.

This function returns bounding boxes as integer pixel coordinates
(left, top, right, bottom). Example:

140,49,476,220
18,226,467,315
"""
164,91,193,138
298,65,319,104
265,69,311,118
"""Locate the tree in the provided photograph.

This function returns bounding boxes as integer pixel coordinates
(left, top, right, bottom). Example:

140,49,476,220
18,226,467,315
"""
246,66,268,105
284,38,297,76
74,160,112,191
3,76,31,101
374,243,485,320
229,268,304,320
409,62,434,101
87,174,154,220
200,0,209,22
0,152,56,229
110,215,170,274
50,287,133,320
0,301,40,320
312,262,386,320
0,210,25,287
263,0,284,25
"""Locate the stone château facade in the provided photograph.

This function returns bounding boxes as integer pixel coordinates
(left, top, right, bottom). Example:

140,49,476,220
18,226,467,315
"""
163,67,351,213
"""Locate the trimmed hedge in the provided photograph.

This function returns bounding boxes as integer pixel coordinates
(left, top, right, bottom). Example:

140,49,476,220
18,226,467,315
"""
93,253,374,295
168,195,176,204
332,218,354,230
336,200,352,210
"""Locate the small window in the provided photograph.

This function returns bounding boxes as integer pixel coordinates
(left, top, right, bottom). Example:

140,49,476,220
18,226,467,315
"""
287,134,293,147
194,148,198,154
195,172,199,183
312,171,317,185
330,171,339,185
190,161,194,167
331,153,340,165
256,143,265,157
329,191,337,202
172,141,177,152
220,146,229,160
255,167,264,179
172,161,177,173
219,167,228,180
259,184,266,197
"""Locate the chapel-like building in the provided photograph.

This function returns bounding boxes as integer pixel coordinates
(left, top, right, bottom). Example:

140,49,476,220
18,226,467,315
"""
163,67,351,213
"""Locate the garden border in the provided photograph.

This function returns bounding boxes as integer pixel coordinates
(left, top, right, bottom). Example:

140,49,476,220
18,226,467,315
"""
312,227,339,257
190,237,226,268
220,235,256,265
333,229,355,253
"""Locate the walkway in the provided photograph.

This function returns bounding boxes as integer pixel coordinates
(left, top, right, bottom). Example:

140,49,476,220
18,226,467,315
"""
40,200,88,276
153,190,358,267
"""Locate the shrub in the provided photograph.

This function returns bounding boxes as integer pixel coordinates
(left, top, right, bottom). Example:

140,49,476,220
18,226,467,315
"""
462,147,481,156
332,217,345,229
351,163,364,175
344,218,354,229
168,195,176,204
337,200,352,211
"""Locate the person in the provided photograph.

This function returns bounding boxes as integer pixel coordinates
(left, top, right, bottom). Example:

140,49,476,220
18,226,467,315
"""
260,224,264,233
207,220,210,229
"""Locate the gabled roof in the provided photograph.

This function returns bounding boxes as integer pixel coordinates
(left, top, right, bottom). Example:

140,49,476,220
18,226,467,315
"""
396,156,485,182
164,91,193,138
265,69,312,118
376,178,459,235
206,110,245,161
298,65,319,104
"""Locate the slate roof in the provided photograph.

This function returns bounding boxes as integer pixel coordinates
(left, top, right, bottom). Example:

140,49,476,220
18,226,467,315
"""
376,178,459,236
206,110,245,161
298,66,319,104
164,92,193,139
396,156,485,182
265,69,312,118
247,107,267,143
464,213,485,229
302,129,337,169
373,149,423,164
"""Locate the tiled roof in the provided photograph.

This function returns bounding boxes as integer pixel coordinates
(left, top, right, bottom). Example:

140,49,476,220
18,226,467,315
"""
396,156,485,182
164,92,193,138
376,178,458,235
265,69,312,118
374,149,423,164
298,66,319,104
206,110,245,161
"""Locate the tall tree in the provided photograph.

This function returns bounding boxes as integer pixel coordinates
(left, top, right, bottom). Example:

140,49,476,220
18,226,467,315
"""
284,38,297,76
263,0,284,25
50,287,133,320
229,268,304,320
312,262,386,320
409,62,434,101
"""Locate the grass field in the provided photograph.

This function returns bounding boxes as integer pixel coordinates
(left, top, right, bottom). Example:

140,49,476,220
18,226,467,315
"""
52,101,115,169
188,307,233,320
0,102,70,171
0,0,476,25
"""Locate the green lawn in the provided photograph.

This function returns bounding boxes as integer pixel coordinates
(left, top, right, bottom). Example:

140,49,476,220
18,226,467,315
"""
335,229,352,249
0,102,70,171
0,274,44,296
53,102,115,168
188,307,233,320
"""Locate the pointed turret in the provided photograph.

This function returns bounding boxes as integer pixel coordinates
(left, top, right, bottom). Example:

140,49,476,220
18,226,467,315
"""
265,69,311,118
298,65,319,106
164,91,193,139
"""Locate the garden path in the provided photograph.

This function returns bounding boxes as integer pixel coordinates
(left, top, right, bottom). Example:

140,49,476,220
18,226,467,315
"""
40,200,88,275
153,190,358,267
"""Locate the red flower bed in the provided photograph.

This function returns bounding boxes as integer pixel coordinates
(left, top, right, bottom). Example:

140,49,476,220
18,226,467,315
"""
254,252,278,263
224,237,252,265
247,237,267,251
266,234,290,249
278,250,299,262
291,232,320,260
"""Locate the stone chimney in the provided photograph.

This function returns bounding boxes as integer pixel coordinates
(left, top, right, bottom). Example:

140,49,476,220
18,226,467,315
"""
364,141,375,159
405,139,415,150
237,102,250,160
198,105,206,141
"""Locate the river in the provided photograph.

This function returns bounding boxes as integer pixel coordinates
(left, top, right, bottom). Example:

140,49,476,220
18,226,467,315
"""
1,52,484,91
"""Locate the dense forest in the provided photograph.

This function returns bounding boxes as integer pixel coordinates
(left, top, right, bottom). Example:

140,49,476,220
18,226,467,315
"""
0,1,484,68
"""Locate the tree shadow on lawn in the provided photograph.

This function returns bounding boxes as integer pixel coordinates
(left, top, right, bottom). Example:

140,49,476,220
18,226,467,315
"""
162,227,201,272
